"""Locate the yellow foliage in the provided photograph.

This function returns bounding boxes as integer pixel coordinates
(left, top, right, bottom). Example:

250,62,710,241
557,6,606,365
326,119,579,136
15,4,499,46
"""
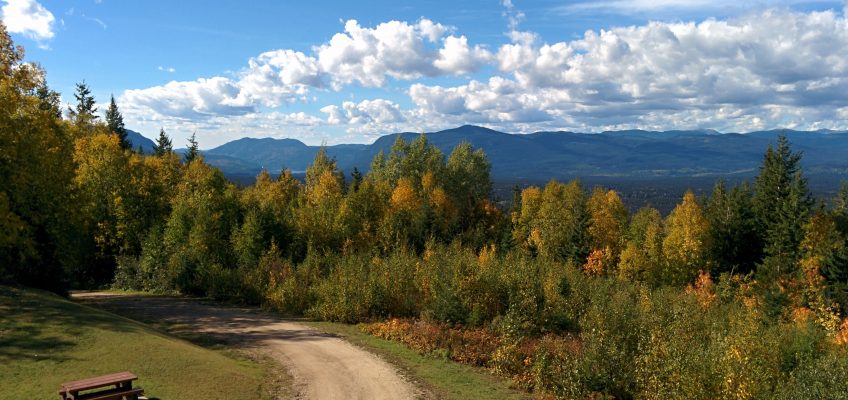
390,177,421,213
662,191,710,285
587,188,627,257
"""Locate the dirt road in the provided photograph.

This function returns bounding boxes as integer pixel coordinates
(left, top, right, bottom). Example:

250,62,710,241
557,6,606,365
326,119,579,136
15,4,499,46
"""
73,292,418,400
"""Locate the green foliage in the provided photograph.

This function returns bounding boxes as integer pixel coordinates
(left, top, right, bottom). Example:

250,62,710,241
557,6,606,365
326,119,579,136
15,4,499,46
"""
67,80,98,130
754,134,813,282
0,24,78,291
153,127,173,156
184,132,200,163
105,94,129,149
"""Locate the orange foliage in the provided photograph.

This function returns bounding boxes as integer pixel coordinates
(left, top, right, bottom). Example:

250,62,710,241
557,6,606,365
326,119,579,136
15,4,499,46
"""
686,270,717,307
835,319,848,346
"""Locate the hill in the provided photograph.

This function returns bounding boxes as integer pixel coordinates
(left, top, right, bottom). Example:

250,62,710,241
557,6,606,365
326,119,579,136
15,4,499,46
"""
0,286,270,399
125,129,156,154
128,125,848,182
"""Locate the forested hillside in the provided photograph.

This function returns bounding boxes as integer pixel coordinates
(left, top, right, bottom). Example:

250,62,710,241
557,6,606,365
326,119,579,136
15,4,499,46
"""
3,23,848,399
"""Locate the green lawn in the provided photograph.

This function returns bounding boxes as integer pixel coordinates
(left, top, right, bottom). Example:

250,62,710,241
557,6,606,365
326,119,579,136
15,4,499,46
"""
305,321,530,400
0,286,271,400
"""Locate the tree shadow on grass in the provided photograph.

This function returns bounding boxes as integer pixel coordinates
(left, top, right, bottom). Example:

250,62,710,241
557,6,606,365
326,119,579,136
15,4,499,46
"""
0,286,148,362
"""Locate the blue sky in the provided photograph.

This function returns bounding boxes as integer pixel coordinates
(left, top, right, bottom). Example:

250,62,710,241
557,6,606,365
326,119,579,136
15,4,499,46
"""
3,0,848,147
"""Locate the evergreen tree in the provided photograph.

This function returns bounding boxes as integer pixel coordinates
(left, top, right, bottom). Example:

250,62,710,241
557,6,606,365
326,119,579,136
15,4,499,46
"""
35,79,62,118
705,181,759,275
67,80,98,128
153,128,173,156
834,181,848,236
105,94,129,150
185,132,200,163
350,167,363,192
753,134,812,280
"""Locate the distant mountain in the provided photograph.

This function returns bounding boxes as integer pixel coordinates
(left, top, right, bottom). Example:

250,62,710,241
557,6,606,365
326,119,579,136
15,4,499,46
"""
127,125,848,182
126,129,156,154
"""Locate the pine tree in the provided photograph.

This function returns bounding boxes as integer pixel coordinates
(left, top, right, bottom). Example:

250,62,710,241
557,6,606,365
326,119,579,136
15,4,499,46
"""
753,134,812,280
35,80,62,118
105,94,129,150
705,181,759,275
67,80,98,128
153,128,173,156
835,181,848,236
350,167,363,192
184,132,200,163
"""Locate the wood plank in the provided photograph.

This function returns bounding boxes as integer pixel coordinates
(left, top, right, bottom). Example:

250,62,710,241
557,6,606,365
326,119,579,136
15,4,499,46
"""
60,371,137,392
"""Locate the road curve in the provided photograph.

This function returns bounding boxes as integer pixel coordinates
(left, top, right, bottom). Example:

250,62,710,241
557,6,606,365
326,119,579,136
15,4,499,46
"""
72,292,417,400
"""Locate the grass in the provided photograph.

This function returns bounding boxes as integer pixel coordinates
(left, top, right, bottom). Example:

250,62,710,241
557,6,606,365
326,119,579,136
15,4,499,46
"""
0,285,272,400
305,321,530,400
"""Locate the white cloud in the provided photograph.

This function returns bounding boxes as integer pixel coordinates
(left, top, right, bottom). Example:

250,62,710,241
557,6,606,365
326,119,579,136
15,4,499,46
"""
122,77,254,119
1,0,55,44
123,18,490,122
122,8,848,143
157,66,176,73
321,98,405,125
316,19,489,88
409,8,848,133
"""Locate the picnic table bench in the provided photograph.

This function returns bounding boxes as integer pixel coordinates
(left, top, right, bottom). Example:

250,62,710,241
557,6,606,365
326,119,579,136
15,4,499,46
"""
58,371,144,400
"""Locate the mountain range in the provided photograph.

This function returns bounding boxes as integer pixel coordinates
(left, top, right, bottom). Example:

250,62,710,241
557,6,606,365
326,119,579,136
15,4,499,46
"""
126,125,848,183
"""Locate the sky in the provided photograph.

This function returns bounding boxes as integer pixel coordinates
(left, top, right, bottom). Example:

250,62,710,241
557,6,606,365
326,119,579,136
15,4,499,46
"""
3,0,848,148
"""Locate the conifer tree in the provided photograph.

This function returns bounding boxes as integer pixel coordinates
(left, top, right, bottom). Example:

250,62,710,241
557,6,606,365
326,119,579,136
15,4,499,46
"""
350,167,363,192
754,134,812,279
105,94,129,149
67,80,98,128
153,128,172,156
35,79,62,118
705,181,759,275
185,132,200,163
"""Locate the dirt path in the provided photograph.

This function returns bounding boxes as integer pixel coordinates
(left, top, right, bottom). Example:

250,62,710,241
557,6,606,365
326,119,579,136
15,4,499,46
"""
72,292,418,400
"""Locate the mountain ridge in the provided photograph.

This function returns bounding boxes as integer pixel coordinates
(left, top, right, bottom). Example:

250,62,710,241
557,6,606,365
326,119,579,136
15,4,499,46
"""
127,125,848,181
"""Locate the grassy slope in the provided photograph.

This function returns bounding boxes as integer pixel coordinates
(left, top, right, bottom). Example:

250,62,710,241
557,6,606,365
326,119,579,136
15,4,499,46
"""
306,321,529,400
0,286,269,400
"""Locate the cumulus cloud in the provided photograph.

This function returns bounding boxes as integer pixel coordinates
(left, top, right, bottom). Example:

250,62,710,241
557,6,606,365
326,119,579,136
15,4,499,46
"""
410,8,848,133
122,77,254,119
1,0,55,45
122,18,490,122
316,19,490,88
122,7,848,143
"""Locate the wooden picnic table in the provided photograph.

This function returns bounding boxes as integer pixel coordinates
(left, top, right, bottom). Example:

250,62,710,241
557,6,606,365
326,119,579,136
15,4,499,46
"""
58,371,144,400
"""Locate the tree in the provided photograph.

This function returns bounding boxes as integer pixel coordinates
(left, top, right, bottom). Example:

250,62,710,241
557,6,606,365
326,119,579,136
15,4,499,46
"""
705,181,759,275
619,206,664,283
0,23,78,291
834,181,848,235
153,128,173,156
67,80,98,130
754,134,812,280
662,191,710,285
530,180,588,262
35,78,61,118
350,167,363,192
105,94,129,150
445,142,492,233
185,132,200,163
586,188,628,263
